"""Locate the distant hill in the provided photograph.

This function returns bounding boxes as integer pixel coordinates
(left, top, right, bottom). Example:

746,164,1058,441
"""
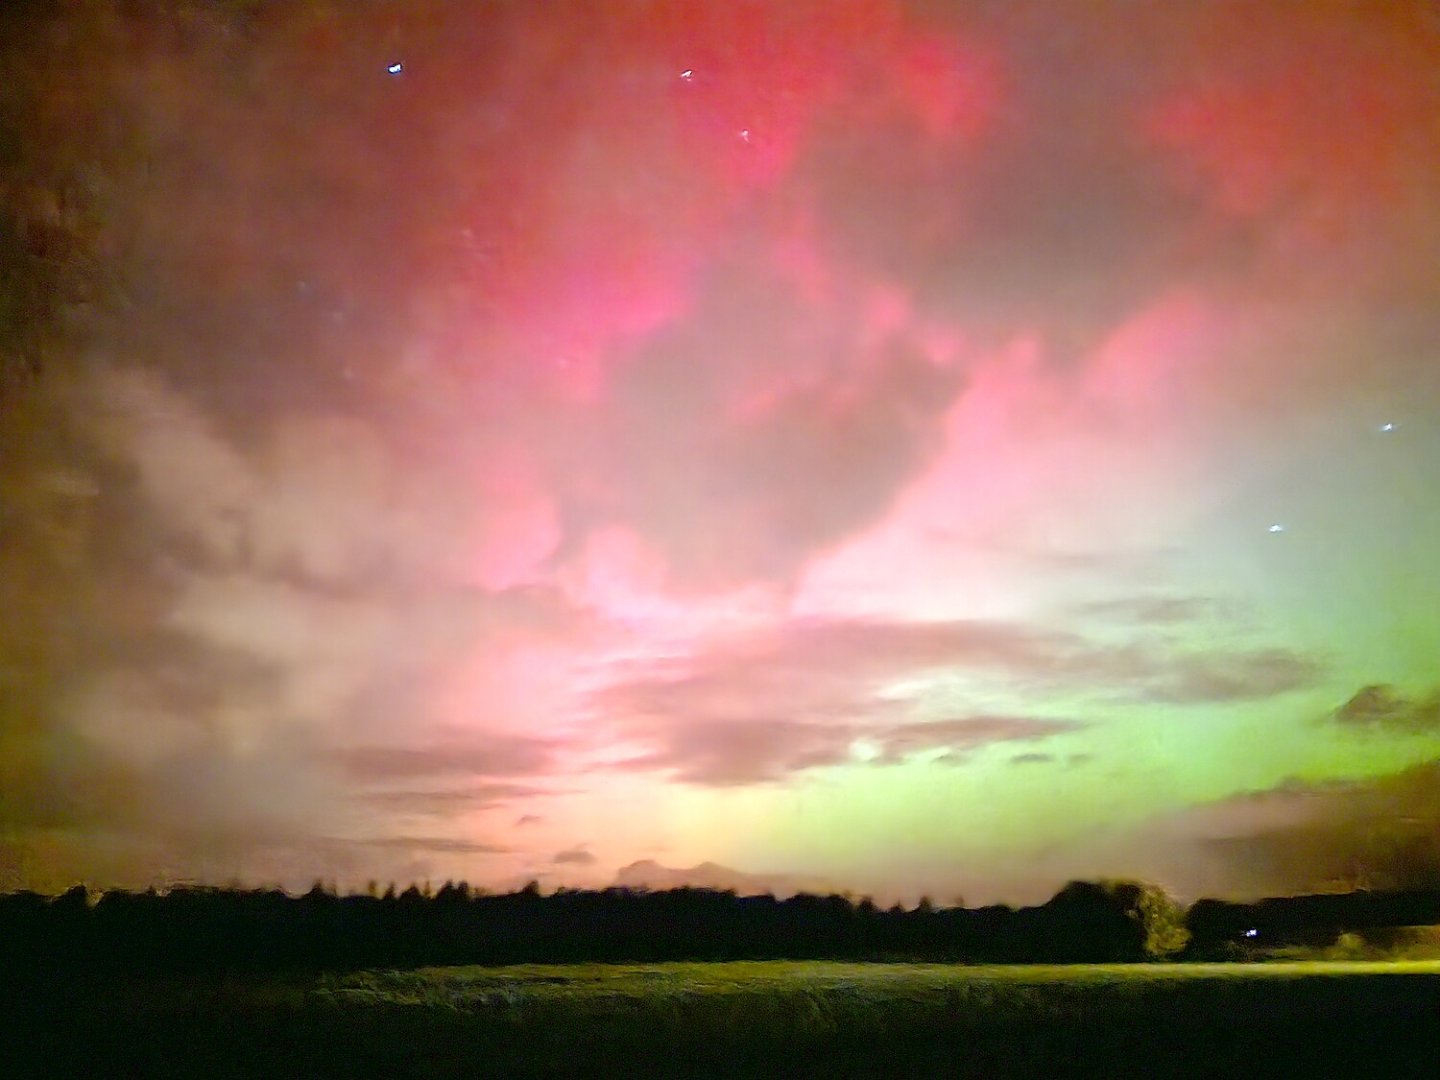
613,860,834,899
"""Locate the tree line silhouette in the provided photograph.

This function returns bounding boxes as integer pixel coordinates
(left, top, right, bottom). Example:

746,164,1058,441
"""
3,878,1437,972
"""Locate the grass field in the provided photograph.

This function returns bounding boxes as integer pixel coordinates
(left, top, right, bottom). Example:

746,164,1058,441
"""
7,960,1439,1078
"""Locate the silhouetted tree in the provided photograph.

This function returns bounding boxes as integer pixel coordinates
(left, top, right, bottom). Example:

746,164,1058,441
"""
4,877,1428,972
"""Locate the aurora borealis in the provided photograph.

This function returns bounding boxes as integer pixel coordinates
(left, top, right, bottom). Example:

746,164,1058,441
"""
2,0,1438,905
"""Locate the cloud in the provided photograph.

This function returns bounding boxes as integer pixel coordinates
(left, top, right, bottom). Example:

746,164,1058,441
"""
1141,647,1322,705
590,612,1318,785
333,739,555,783
1068,594,1232,627
4,0,1436,900
1142,4,1440,293
515,815,543,828
610,712,1082,787
876,716,1082,763
1048,751,1440,902
587,259,968,586
1175,760,1440,896
0,367,580,888
613,859,835,899
84,363,579,603
342,836,512,857
613,718,851,786
359,784,552,815
1330,685,1440,733
1008,752,1052,766
87,367,259,564
0,361,597,879
553,847,596,865
599,615,1318,726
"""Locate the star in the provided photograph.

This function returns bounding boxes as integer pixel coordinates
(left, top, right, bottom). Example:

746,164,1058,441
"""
387,62,404,75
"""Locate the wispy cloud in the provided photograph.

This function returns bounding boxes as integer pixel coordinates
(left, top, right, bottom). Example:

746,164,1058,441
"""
343,836,511,857
553,847,596,865
358,783,554,815
333,739,555,783
608,713,1083,786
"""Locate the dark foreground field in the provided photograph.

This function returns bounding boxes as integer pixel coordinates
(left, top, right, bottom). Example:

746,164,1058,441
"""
5,960,1439,1078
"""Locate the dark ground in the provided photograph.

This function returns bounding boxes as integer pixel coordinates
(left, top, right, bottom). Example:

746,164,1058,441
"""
4,960,1438,1078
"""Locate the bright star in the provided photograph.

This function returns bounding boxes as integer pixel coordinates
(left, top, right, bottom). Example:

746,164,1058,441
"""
387,62,404,75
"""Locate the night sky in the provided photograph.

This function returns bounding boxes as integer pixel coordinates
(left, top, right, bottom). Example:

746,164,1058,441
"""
3,0,1439,904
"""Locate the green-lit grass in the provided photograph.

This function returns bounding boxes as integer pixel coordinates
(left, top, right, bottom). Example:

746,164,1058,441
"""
7,961,1440,1078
